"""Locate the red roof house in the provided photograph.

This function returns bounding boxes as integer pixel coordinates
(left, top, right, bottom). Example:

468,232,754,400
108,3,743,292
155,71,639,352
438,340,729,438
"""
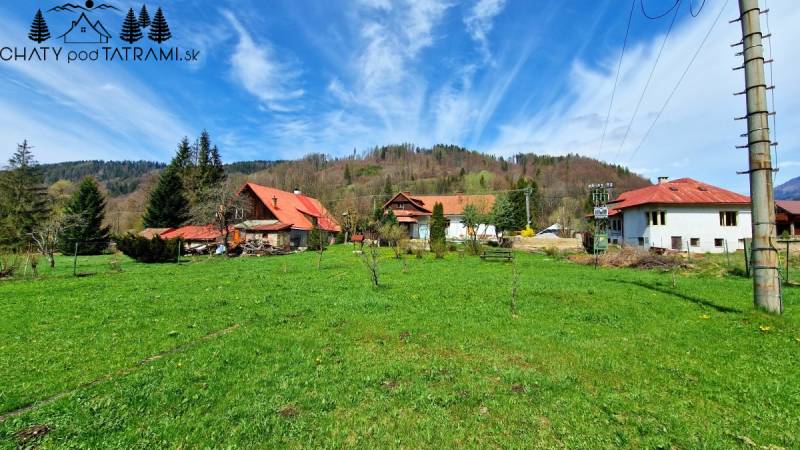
237,183,340,248
604,177,752,253
383,192,496,240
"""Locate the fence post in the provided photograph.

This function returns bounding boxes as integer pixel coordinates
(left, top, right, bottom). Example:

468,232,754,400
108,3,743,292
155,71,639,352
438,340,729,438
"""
743,239,751,277
73,242,78,277
786,240,790,285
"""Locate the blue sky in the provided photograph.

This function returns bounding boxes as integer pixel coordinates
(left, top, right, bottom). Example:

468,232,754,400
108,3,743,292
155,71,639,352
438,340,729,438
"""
0,0,798,192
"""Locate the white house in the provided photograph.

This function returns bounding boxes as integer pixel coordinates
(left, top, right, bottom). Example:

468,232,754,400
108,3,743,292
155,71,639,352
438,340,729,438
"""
383,192,496,240
607,177,752,253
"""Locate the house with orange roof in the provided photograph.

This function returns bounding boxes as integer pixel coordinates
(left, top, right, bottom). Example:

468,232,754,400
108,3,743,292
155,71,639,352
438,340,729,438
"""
607,177,752,253
237,183,341,248
383,192,496,240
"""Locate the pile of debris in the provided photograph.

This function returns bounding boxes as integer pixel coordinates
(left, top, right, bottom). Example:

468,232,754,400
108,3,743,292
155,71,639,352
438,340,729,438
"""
569,246,688,270
240,240,291,257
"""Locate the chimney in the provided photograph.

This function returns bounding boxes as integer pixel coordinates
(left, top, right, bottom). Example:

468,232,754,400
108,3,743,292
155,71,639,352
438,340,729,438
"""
293,188,302,195
272,195,278,207
657,176,669,185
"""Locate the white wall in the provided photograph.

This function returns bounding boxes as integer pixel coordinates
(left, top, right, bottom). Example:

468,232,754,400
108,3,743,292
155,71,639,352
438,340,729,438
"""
413,216,496,240
621,205,752,253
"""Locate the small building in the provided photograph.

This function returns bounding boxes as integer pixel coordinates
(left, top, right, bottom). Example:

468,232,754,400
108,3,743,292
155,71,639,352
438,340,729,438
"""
383,192,496,240
775,200,800,237
160,225,225,252
238,183,341,248
233,220,292,248
59,13,111,44
138,228,170,240
607,177,752,253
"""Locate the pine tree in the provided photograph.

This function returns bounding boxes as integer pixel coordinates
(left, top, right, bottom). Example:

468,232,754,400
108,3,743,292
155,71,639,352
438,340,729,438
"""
0,141,50,249
171,137,192,170
344,164,352,185
59,177,110,255
509,177,541,230
148,7,172,44
429,202,446,244
208,146,226,184
142,166,189,228
28,10,51,44
383,176,393,199
138,5,151,28
119,8,143,44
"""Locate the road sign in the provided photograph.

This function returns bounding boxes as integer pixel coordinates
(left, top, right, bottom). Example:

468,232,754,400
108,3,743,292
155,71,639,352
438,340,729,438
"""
593,207,608,219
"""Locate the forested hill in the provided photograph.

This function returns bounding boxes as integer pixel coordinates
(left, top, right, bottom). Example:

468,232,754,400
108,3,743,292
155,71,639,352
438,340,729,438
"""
39,160,278,197
37,144,651,232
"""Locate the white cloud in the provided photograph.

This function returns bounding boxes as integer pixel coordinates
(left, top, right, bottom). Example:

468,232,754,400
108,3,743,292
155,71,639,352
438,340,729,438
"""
486,1,800,192
223,10,304,112
464,0,506,61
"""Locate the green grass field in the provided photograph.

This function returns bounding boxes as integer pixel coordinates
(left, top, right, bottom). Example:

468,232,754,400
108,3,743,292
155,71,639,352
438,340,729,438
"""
1,246,798,448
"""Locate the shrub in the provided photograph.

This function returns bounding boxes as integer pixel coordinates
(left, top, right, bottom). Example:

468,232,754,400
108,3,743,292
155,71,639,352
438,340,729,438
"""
521,226,535,238
431,240,447,259
116,234,182,263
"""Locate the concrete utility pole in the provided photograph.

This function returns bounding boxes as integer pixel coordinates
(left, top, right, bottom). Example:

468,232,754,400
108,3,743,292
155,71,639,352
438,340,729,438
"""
525,187,532,228
736,0,782,313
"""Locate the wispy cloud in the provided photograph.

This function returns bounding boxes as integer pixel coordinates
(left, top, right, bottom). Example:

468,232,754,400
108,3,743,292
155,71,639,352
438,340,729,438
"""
223,10,304,113
464,0,506,62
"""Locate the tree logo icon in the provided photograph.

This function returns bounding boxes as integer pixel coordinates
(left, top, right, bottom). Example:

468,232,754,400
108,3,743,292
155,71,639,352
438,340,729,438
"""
28,9,51,43
119,8,143,44
148,7,172,44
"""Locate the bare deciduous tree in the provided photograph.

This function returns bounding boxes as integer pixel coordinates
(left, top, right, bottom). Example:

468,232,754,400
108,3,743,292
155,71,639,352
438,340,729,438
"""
361,240,380,287
29,214,79,268
190,181,251,252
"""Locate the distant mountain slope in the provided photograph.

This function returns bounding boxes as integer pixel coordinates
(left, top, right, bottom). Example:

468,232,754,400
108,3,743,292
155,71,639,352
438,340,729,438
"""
36,144,652,232
775,176,800,200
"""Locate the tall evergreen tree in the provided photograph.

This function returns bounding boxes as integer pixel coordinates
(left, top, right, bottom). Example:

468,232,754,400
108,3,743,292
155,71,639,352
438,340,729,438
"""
59,177,110,255
208,145,226,184
148,7,172,44
429,202,446,244
142,166,189,228
28,10,51,44
138,5,151,28
171,137,192,170
119,8,143,44
508,177,541,230
0,141,50,248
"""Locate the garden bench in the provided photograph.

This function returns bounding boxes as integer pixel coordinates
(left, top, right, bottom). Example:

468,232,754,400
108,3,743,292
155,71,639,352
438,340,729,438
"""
480,247,514,262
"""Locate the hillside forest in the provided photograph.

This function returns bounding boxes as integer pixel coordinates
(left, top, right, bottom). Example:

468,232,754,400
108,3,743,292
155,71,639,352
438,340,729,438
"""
6,139,651,235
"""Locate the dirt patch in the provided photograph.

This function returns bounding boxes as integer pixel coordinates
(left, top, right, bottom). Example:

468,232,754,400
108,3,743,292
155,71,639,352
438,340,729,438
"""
15,424,50,447
381,379,399,391
511,383,524,394
399,331,411,341
277,404,299,418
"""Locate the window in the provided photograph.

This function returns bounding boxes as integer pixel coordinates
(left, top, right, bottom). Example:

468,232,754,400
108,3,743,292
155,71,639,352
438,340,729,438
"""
637,237,645,246
646,211,666,226
720,211,738,227
714,238,724,248
690,238,700,247
81,26,86,32
610,219,621,231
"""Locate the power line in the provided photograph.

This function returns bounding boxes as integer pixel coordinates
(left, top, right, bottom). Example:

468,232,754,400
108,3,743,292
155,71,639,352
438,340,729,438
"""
641,0,681,19
689,0,707,17
763,0,779,182
627,0,730,164
613,0,681,163
599,0,637,157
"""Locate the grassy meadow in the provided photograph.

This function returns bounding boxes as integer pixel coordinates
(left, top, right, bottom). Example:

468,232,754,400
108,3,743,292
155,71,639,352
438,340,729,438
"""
0,246,798,448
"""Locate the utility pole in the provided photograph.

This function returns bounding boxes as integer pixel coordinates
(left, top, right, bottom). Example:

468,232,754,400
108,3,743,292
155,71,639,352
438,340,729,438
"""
735,0,782,313
524,187,532,228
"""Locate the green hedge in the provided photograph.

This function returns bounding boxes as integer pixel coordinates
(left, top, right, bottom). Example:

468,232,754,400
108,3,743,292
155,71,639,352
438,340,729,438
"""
116,234,182,263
